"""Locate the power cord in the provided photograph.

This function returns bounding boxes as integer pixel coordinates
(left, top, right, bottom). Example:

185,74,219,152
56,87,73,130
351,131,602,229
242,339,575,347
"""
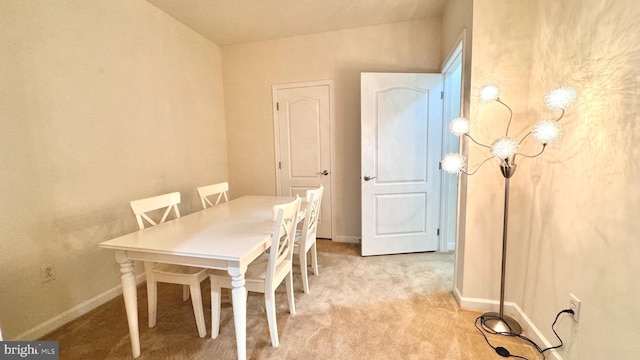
475,309,574,359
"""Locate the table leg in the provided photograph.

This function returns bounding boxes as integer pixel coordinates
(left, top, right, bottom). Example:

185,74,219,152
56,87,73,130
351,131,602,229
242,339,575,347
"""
118,257,140,358
228,266,247,360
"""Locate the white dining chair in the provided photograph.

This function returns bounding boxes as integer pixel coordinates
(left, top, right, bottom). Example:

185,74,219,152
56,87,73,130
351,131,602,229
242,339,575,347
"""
209,196,301,347
197,182,229,209
294,185,324,293
130,191,208,338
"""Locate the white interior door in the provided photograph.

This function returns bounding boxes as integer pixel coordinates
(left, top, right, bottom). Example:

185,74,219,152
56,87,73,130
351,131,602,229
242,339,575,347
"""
361,73,443,256
274,81,333,239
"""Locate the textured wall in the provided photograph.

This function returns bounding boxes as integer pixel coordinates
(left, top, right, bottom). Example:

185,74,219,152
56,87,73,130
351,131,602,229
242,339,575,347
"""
0,0,227,339
462,0,640,358
522,0,640,358
222,19,441,241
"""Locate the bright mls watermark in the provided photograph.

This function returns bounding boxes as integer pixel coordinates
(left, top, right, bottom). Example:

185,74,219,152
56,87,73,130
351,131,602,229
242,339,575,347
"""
1,341,58,359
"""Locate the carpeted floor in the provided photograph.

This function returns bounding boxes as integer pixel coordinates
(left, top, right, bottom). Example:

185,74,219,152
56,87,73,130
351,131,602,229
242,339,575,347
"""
42,240,540,359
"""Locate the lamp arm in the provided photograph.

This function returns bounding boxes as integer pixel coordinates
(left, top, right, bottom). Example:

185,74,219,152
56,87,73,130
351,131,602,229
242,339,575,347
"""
513,143,547,163
518,132,533,145
461,155,495,176
554,109,566,121
496,98,514,137
465,134,492,150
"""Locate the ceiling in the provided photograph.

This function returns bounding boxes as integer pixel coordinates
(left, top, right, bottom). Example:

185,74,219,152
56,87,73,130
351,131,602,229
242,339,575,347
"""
146,0,446,46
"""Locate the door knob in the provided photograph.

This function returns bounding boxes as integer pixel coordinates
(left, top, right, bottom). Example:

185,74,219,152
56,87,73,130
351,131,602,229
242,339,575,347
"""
363,175,376,181
318,170,329,176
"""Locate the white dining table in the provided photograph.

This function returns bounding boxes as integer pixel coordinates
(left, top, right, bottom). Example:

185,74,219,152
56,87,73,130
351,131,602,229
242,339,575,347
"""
99,195,295,360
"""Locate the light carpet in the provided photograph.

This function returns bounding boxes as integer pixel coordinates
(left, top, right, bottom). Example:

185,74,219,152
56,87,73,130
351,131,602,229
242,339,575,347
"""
43,240,540,359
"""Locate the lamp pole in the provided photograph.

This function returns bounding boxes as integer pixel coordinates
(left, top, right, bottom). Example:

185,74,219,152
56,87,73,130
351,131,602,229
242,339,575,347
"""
481,163,522,334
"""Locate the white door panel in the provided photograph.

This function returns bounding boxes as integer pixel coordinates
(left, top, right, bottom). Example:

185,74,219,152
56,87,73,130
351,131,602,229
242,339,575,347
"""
284,98,321,180
274,82,333,238
376,193,427,234
377,87,429,183
361,73,442,256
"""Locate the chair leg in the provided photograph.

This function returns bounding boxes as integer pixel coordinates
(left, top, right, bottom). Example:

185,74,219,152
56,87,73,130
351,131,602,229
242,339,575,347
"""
299,248,310,294
182,284,190,301
285,272,296,315
210,277,222,339
310,242,319,276
264,292,279,348
189,281,206,338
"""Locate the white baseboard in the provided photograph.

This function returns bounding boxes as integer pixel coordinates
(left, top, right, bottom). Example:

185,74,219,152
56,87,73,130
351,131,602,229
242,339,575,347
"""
331,235,360,244
455,293,563,360
14,274,146,341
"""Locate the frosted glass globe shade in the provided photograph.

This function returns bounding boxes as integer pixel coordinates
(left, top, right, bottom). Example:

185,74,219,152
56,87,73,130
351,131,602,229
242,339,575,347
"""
449,117,470,136
441,153,466,174
479,85,500,102
544,86,577,111
532,119,563,144
491,137,519,159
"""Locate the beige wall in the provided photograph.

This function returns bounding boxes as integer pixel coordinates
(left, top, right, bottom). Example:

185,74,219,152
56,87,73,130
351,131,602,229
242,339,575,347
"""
462,0,640,358
463,0,537,304
6,1,636,357
0,0,227,339
524,0,640,358
222,20,442,241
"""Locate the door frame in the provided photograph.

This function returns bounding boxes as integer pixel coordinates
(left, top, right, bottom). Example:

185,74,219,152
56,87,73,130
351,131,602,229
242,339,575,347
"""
439,40,464,252
272,79,335,240
441,32,467,296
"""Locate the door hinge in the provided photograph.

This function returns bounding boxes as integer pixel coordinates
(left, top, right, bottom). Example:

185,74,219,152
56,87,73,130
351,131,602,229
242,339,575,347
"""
438,161,442,170
440,91,444,100
437,228,440,236
276,102,279,111
278,161,281,169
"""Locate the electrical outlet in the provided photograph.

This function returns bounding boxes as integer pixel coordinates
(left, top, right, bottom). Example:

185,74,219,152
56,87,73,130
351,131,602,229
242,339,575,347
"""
40,264,55,283
569,293,581,322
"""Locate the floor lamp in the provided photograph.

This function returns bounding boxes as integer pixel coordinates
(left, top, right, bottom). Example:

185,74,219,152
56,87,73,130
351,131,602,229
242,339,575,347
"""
441,84,577,334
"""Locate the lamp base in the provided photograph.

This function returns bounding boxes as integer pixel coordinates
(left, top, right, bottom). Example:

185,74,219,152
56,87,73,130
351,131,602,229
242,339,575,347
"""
481,312,522,334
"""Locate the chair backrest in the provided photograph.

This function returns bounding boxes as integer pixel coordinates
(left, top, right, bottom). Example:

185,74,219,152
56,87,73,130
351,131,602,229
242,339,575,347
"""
197,182,229,209
299,185,324,249
266,197,301,285
130,192,181,230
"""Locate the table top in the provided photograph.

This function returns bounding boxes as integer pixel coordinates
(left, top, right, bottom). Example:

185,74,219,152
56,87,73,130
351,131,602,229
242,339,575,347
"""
99,195,295,262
